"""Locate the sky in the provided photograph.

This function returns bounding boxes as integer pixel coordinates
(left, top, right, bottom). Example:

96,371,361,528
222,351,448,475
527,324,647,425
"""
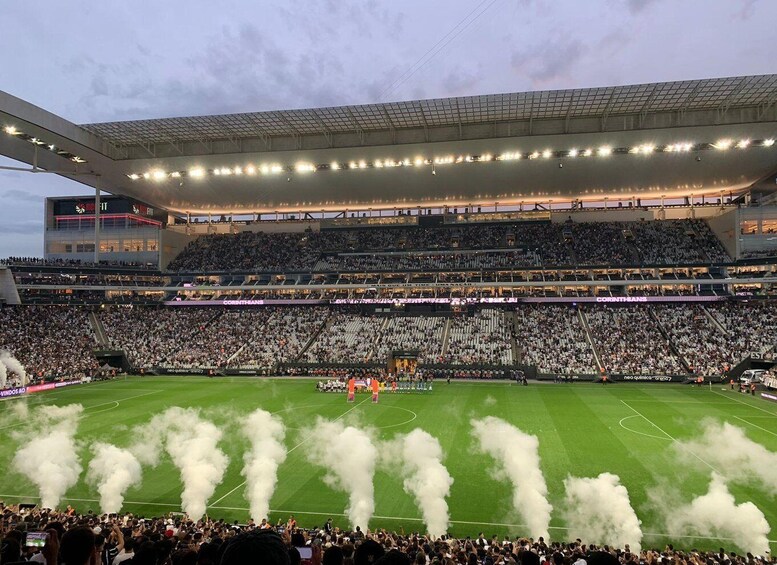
0,0,774,257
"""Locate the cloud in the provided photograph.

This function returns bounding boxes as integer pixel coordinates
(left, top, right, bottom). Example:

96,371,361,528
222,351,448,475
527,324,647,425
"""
0,189,41,204
626,0,662,14
511,38,588,87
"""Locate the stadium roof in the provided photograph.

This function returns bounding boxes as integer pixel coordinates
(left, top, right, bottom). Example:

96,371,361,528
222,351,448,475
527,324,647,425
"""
2,75,777,215
81,75,777,147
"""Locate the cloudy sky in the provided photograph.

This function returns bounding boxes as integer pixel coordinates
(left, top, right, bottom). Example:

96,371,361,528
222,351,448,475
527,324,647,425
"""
0,0,774,257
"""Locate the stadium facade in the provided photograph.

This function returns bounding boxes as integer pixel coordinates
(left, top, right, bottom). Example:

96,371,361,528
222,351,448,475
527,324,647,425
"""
0,76,777,383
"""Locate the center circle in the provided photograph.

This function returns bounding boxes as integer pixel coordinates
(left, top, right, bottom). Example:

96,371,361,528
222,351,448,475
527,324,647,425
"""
273,403,417,430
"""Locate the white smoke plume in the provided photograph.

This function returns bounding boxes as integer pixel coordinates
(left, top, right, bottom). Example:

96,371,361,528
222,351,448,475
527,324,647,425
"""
0,358,6,389
382,429,453,538
0,351,27,386
663,473,770,554
12,404,83,509
87,443,143,514
471,416,552,539
241,409,287,521
563,473,642,551
131,407,228,518
674,420,777,496
306,418,377,529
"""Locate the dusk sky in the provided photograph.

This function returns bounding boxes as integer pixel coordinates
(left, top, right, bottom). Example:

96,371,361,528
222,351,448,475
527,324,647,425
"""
1,0,774,257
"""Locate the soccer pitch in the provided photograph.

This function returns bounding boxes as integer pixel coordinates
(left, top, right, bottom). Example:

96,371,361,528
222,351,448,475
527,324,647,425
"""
1,377,776,552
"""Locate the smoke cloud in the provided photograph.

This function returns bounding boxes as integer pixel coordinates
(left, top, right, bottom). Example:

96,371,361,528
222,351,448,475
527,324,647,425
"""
87,443,143,514
471,416,552,539
0,351,27,386
132,407,228,518
663,473,770,554
0,357,6,389
563,473,642,551
674,420,777,495
382,429,453,538
307,418,377,529
241,409,287,521
12,404,83,509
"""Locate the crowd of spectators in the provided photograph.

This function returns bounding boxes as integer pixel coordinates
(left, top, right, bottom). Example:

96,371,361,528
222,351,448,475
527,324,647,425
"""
0,306,98,382
2,301,777,381
165,220,734,274
1,504,773,565
514,305,596,375
438,310,513,366
585,306,685,375
302,313,384,364
651,305,742,377
706,302,777,357
370,317,447,364
314,250,540,272
101,308,220,368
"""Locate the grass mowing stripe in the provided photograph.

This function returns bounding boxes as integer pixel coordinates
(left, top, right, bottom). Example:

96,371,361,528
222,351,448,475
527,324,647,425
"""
209,395,371,507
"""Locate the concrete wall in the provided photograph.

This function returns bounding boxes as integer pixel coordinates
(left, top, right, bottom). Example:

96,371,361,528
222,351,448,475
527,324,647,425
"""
707,208,738,258
159,228,197,270
0,267,21,305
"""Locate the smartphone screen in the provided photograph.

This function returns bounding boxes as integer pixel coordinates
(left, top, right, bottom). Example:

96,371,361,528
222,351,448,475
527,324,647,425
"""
26,532,48,548
296,547,313,559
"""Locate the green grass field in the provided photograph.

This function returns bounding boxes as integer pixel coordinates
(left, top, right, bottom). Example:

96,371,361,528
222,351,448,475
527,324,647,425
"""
1,377,776,552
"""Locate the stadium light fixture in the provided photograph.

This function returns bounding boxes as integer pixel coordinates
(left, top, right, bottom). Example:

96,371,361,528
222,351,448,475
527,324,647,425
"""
414,157,424,166
764,139,775,147
582,149,593,157
358,161,367,169
482,153,493,161
3,125,20,135
529,151,539,160
170,171,181,178
295,162,315,173
542,150,552,159
597,146,612,156
330,162,340,170
234,166,243,175
270,164,283,174
143,172,151,180
714,139,732,150
349,162,357,169
128,173,140,180
48,144,56,151
71,156,87,163
736,139,750,149
246,165,257,175
260,165,270,174
568,149,578,158
189,167,205,178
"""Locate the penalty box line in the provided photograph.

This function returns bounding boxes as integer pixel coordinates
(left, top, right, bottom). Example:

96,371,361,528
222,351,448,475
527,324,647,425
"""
209,395,371,507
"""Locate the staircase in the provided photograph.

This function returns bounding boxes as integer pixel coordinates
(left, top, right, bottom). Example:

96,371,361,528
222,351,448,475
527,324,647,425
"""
648,308,691,374
508,311,521,363
295,310,334,361
577,306,605,373
89,311,110,347
440,318,453,358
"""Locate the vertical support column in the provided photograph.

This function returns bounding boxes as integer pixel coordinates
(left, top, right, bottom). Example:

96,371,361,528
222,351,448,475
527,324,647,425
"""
94,178,101,264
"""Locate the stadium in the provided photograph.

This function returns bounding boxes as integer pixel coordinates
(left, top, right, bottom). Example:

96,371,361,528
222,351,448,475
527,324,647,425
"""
2,68,777,564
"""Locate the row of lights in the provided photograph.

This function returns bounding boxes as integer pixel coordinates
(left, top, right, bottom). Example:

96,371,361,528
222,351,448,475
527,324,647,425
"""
3,125,87,163
126,137,776,182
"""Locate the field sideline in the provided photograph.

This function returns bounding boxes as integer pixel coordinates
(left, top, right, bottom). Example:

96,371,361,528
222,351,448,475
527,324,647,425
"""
1,377,776,552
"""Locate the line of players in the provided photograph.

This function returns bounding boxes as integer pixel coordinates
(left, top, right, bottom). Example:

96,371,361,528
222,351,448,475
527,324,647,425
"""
316,372,434,395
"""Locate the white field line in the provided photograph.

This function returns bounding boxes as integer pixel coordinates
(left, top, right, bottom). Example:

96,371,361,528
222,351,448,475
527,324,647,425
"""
732,415,777,438
711,390,777,418
0,493,774,544
619,400,720,473
0,390,162,430
209,395,371,507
